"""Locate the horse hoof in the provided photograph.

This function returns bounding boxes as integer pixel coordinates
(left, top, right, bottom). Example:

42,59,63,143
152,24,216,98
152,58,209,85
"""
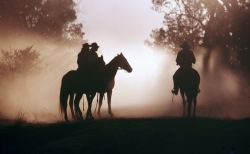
64,117,69,122
97,112,101,117
109,112,114,118
79,116,84,121
86,116,94,121
86,117,94,121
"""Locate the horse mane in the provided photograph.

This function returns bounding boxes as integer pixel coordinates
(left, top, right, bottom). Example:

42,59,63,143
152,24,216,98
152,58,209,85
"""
105,55,120,69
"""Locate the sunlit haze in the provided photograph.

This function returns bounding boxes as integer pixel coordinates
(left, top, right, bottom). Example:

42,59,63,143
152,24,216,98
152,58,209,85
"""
76,0,171,115
0,0,250,122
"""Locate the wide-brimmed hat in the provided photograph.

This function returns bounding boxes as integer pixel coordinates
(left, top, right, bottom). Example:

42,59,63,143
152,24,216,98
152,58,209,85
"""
82,43,89,48
180,41,191,49
91,42,99,48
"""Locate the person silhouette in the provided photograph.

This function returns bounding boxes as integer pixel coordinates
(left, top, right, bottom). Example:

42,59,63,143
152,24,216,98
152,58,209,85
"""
86,42,102,75
172,41,196,95
77,43,90,71
96,55,106,77
77,42,105,79
88,42,99,65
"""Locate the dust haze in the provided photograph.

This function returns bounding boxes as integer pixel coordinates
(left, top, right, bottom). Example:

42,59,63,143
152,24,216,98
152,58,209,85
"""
0,31,80,122
0,30,249,122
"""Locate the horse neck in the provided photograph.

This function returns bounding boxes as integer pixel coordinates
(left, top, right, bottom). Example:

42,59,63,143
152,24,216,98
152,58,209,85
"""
104,57,119,80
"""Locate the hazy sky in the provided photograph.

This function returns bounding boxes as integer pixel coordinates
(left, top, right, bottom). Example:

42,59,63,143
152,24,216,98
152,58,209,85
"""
76,0,168,86
77,0,163,54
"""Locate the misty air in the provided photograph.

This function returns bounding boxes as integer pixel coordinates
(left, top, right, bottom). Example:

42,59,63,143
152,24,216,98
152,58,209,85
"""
0,0,250,154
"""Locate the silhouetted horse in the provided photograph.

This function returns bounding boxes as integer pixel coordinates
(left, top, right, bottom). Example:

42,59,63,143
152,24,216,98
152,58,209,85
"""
60,53,132,121
73,53,132,119
178,68,200,117
97,53,132,117
59,70,97,121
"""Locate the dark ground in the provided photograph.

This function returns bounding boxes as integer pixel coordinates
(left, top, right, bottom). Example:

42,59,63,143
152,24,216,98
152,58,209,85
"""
0,118,250,154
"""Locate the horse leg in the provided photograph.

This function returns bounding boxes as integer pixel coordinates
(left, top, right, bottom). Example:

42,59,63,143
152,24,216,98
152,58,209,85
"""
63,103,68,122
193,97,197,117
86,94,91,120
107,90,114,117
86,93,95,120
187,98,192,118
90,93,96,119
181,91,186,117
62,98,68,122
60,93,69,122
97,92,105,117
74,92,83,120
69,93,76,120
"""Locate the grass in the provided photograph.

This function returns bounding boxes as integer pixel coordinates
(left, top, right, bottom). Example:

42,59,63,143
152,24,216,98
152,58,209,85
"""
0,118,250,154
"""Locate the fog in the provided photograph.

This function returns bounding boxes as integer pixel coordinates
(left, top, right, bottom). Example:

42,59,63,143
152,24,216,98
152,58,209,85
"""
0,32,249,123
0,0,250,122
0,32,80,122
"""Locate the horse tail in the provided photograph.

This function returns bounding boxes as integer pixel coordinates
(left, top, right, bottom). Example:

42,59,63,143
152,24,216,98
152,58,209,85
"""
59,70,75,116
59,75,69,115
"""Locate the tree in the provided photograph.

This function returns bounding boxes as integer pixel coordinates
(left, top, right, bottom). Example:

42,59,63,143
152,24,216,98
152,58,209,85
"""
150,0,250,72
150,0,209,50
0,47,40,76
0,0,84,41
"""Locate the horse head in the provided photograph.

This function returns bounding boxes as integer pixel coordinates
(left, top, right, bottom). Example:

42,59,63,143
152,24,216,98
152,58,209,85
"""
116,53,133,73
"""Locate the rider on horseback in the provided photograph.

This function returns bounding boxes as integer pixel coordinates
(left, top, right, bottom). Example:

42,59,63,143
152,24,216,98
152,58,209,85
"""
88,42,101,73
172,41,196,95
77,43,90,70
77,42,105,78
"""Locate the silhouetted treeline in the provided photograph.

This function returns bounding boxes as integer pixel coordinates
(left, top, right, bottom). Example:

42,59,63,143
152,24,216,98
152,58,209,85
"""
0,0,84,41
150,0,250,73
